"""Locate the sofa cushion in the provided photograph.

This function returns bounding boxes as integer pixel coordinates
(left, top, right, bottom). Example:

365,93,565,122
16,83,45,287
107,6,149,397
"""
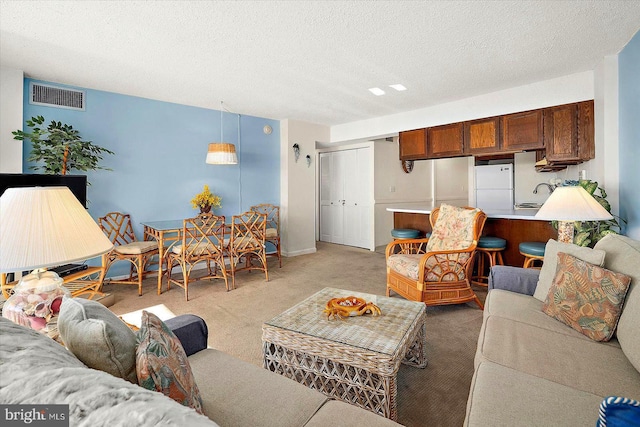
483,289,621,344
136,311,204,414
188,348,328,427
533,239,606,302
542,252,631,342
0,317,217,427
594,234,640,373
476,314,640,399
465,361,604,427
58,296,138,383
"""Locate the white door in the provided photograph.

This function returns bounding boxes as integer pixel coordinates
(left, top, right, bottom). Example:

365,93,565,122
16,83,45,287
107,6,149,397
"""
319,152,332,243
319,147,372,250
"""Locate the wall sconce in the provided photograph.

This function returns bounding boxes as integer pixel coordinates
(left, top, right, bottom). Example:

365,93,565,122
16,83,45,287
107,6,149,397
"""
293,143,300,162
306,155,311,167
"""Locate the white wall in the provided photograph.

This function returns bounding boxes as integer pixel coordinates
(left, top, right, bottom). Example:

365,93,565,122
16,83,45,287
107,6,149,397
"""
0,67,24,172
434,157,470,207
280,119,329,256
373,138,432,247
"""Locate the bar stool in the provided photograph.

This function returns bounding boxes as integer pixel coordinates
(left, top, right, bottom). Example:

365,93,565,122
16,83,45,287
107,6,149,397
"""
472,236,506,287
519,242,546,268
391,228,421,239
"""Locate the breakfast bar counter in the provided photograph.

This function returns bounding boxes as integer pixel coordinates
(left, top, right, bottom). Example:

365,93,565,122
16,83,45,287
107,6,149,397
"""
387,205,557,267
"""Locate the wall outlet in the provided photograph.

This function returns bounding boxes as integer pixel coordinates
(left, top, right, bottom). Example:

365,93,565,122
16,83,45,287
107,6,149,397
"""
389,186,396,193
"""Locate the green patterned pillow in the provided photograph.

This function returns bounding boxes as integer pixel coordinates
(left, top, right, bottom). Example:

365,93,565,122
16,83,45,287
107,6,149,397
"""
136,311,204,414
542,252,632,342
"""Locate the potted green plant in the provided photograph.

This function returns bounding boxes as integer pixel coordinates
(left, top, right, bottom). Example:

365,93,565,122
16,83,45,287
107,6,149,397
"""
555,179,626,247
191,185,222,213
12,115,114,175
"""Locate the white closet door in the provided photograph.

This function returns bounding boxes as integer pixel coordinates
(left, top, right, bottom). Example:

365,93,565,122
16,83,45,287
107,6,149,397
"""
342,149,359,247
319,147,373,250
330,151,345,244
319,152,332,243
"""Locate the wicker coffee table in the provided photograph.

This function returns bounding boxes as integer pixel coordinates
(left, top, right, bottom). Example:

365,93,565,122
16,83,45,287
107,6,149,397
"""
262,287,427,420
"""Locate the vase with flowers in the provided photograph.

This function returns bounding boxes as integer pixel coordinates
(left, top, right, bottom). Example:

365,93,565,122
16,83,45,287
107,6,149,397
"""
191,185,222,213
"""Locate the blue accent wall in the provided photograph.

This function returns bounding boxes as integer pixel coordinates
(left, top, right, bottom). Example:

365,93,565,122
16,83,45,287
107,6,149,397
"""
619,30,640,238
22,79,280,275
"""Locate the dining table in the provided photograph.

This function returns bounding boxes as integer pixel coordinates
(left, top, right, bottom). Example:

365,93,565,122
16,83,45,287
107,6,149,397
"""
141,219,185,295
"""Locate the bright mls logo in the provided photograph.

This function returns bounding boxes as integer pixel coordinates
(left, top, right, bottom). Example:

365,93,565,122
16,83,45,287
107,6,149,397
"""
1,405,68,426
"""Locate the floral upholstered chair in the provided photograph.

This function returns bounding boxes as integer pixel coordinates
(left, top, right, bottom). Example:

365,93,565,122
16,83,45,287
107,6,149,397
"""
385,204,487,309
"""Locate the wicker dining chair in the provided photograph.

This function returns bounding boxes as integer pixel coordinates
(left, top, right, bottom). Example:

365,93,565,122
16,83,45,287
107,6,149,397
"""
250,203,281,267
165,214,228,301
225,211,269,289
385,204,487,309
98,212,159,296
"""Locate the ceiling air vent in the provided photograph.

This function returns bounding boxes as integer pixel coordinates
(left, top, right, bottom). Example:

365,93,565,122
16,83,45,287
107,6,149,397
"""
29,82,85,111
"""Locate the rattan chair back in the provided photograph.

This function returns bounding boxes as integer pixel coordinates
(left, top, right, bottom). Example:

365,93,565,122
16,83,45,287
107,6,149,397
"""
250,203,282,267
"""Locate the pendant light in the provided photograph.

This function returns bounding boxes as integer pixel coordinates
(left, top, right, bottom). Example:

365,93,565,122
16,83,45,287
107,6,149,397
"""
206,101,238,165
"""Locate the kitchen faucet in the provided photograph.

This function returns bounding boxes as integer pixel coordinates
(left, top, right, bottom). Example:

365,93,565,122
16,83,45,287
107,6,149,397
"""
533,183,556,194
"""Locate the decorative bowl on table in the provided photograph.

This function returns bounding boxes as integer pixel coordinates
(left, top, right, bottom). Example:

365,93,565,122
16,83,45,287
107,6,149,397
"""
2,271,70,332
323,296,381,320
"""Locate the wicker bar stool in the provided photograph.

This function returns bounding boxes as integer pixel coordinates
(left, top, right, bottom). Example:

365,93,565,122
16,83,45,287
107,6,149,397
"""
519,241,546,268
472,236,506,287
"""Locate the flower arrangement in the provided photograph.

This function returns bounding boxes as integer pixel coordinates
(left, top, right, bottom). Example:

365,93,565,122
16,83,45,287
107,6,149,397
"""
190,185,222,212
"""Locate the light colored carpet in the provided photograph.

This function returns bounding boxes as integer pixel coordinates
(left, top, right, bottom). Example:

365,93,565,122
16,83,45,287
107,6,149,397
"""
105,241,487,426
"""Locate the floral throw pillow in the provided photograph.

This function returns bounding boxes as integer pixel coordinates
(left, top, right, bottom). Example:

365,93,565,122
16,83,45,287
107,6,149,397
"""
542,252,632,342
427,204,481,252
136,311,204,414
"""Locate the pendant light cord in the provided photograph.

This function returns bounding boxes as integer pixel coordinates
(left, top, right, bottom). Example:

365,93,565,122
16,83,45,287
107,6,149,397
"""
237,113,242,212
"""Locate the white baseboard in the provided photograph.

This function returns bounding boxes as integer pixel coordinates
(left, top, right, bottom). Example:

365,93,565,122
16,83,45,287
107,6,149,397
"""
283,247,317,257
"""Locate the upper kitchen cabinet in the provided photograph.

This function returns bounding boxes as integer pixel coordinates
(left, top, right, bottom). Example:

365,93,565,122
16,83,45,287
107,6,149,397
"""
464,116,501,155
398,128,427,160
577,100,595,161
543,103,579,162
427,122,464,158
502,110,544,152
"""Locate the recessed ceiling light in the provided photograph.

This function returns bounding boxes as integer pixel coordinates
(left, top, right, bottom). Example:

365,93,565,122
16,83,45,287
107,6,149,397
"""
389,84,407,91
368,87,385,96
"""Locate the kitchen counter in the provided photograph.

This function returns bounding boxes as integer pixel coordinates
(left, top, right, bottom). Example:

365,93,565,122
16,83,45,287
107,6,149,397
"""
386,205,544,220
387,205,557,266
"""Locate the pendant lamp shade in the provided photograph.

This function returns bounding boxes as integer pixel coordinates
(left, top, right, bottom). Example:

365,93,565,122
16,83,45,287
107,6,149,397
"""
0,186,114,273
206,142,238,165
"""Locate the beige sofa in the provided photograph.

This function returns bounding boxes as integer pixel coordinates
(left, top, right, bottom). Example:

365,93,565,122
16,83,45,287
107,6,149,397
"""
0,312,401,426
464,234,640,426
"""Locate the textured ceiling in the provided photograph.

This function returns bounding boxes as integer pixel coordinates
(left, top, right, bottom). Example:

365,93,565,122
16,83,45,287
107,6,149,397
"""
1,1,639,126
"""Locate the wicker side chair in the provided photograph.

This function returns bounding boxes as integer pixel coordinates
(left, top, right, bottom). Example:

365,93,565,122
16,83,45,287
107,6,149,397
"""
250,203,281,267
99,212,159,296
385,204,487,309
225,211,269,289
166,214,228,301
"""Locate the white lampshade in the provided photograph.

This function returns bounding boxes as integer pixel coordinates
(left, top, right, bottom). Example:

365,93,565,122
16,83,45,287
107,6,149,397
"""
535,186,614,221
206,142,238,165
0,186,114,273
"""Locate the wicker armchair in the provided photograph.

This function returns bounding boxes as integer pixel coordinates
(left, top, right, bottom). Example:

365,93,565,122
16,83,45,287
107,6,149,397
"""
99,212,159,296
166,214,229,301
385,204,487,309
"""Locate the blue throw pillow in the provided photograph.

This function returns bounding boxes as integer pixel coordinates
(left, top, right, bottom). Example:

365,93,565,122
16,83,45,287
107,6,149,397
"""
598,396,640,427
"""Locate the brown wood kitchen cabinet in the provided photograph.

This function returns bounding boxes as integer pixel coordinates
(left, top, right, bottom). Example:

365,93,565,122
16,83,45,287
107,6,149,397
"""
427,122,464,158
543,103,580,162
537,100,595,169
464,116,501,155
398,128,427,160
502,109,544,152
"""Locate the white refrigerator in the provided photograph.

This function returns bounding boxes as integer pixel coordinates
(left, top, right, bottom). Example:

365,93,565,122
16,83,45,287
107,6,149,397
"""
474,164,514,211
